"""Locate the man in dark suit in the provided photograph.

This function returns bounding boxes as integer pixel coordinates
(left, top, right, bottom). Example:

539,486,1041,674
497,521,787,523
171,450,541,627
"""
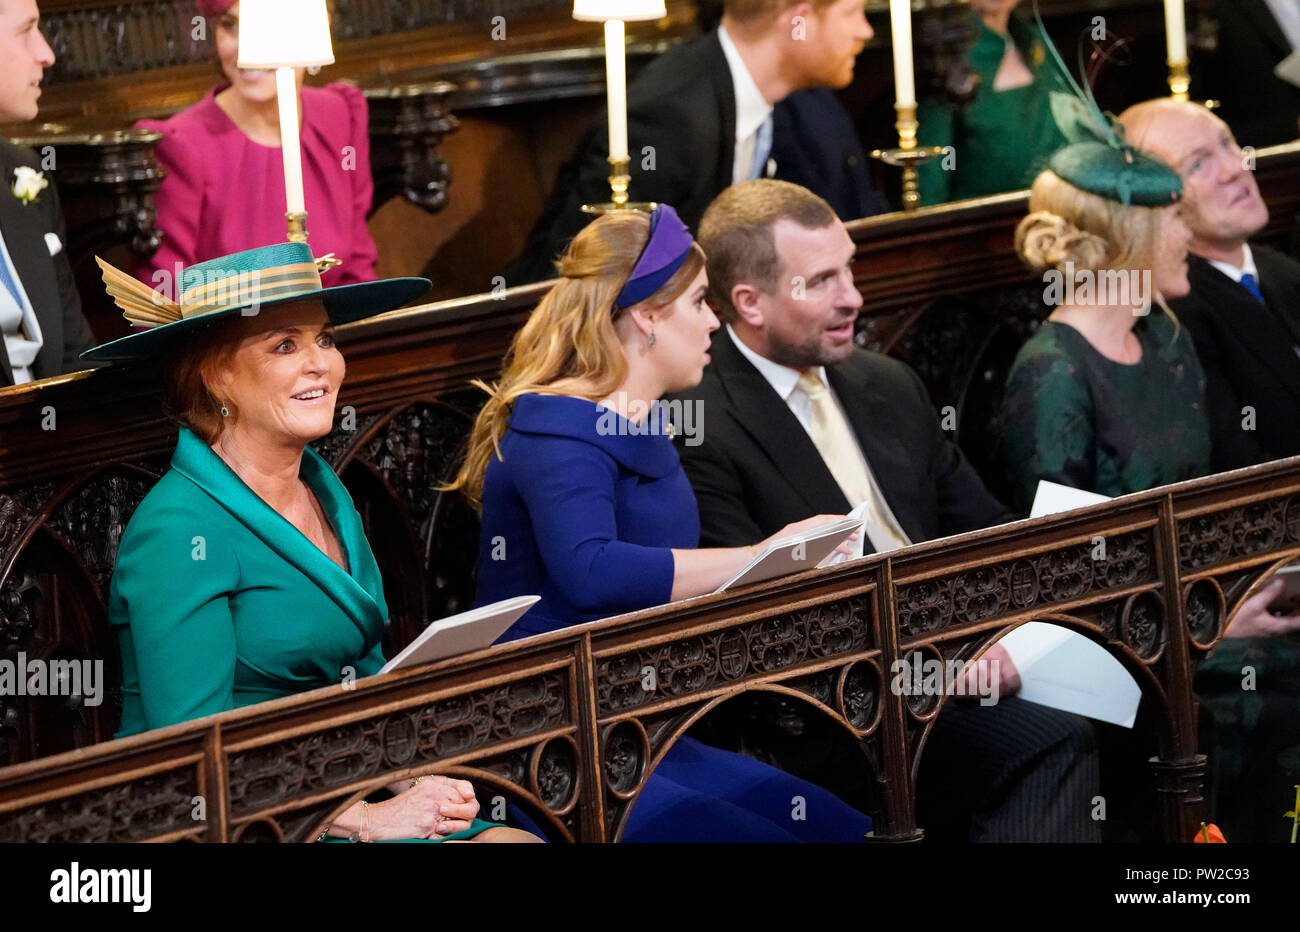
505,0,886,284
672,179,1102,842
1121,98,1300,471
0,0,95,387
1197,0,1300,148
1122,98,1300,841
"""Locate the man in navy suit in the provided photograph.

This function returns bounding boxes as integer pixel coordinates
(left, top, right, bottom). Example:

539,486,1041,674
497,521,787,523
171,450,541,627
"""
506,0,886,284
0,0,94,386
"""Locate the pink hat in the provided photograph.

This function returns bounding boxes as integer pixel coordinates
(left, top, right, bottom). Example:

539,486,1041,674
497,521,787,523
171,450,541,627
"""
197,0,236,16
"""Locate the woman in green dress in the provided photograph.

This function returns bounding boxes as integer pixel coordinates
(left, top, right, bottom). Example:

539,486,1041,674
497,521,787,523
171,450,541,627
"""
85,243,538,843
994,99,1211,513
917,0,1068,205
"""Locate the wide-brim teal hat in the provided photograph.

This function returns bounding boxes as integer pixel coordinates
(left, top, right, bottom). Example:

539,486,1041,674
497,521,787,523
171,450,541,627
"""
82,241,431,363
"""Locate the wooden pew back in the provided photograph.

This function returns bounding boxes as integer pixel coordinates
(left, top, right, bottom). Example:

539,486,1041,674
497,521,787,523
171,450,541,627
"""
1,143,1298,837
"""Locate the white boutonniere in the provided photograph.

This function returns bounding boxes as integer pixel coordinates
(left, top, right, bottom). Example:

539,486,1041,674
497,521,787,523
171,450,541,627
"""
11,166,49,205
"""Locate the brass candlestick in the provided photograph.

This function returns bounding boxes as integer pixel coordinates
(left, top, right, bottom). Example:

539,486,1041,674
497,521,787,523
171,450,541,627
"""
581,156,657,215
870,103,944,212
286,211,308,243
1167,58,1190,101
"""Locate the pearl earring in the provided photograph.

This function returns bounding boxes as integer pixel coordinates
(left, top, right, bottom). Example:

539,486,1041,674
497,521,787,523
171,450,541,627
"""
647,329,656,348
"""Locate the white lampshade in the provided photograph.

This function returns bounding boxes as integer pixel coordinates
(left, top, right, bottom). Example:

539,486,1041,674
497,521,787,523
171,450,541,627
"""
237,0,335,69
573,0,666,22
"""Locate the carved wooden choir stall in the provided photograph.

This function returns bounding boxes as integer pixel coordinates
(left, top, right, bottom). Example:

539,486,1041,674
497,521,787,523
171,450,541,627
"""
2,137,1300,840
1,0,1298,843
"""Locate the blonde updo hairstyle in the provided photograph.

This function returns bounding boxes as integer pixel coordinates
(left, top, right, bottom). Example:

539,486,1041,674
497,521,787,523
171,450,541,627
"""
1015,169,1163,280
448,211,706,508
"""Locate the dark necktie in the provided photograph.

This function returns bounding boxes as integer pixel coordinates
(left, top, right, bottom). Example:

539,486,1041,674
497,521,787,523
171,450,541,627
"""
1239,272,1265,303
1241,269,1300,350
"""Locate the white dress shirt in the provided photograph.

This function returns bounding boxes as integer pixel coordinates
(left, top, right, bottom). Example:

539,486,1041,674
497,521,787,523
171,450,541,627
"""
1206,242,1259,284
0,228,43,384
717,25,775,185
726,325,910,551
728,324,831,431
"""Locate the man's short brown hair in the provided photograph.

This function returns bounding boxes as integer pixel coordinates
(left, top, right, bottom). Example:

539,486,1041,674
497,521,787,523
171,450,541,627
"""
724,0,839,27
697,179,839,321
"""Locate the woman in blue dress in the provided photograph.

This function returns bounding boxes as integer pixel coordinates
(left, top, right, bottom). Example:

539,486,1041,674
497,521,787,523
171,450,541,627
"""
450,205,874,842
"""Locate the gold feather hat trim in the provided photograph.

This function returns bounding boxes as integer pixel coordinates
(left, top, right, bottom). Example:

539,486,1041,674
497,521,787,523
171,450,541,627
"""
82,242,431,363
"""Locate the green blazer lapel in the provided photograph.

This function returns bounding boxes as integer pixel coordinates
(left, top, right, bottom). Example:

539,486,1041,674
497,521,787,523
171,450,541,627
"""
170,428,388,636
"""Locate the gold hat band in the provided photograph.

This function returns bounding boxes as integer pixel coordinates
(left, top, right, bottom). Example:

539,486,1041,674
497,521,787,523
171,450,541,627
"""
179,260,324,318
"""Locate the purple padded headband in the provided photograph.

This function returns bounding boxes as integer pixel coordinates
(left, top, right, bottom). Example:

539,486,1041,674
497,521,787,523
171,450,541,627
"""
614,205,694,309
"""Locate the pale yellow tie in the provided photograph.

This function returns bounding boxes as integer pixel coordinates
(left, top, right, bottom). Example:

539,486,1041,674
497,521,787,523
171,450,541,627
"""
797,371,911,552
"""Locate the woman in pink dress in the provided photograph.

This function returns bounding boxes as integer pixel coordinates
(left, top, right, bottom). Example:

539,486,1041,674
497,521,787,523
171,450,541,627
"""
135,0,378,296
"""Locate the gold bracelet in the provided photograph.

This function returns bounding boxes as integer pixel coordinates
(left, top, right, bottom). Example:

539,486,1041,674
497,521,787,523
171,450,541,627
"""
409,775,427,789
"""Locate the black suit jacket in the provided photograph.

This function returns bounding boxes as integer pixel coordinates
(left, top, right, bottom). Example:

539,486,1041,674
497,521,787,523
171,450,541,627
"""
1201,0,1300,147
505,31,886,284
0,139,95,386
1168,246,1300,469
671,329,1013,549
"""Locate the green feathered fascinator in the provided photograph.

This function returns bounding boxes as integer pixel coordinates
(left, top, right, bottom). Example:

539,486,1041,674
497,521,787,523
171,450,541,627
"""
1032,2,1183,207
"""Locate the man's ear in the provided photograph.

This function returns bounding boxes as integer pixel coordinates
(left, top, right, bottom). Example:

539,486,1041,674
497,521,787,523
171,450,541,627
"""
778,1,815,32
730,282,766,329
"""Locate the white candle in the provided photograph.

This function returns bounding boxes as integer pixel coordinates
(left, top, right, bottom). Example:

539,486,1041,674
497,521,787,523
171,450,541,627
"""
1164,0,1187,64
604,19,629,163
275,66,307,215
889,0,916,109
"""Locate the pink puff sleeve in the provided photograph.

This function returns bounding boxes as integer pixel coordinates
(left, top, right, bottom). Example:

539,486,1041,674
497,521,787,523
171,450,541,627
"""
330,82,378,284
133,118,205,300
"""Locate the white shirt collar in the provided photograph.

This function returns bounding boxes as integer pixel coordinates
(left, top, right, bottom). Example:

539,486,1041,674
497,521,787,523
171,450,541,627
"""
1206,243,1258,284
717,24,773,144
727,324,829,399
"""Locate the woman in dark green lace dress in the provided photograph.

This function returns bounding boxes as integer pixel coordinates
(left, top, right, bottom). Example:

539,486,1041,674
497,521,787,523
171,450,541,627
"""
999,308,1210,513
917,0,1068,205
995,114,1210,513
996,21,1297,845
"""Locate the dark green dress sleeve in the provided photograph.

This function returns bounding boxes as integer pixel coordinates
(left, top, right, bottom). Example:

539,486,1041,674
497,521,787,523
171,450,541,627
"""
998,337,1097,514
916,95,956,206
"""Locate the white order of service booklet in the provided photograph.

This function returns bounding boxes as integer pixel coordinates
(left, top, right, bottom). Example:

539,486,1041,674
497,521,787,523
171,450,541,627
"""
999,480,1141,727
715,517,862,594
378,595,541,675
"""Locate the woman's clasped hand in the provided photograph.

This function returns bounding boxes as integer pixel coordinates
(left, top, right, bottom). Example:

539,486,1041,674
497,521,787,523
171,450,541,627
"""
370,776,482,841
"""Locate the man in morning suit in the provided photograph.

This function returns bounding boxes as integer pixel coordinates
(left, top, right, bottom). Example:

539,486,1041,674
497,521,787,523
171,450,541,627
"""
1121,98,1300,472
673,179,1102,842
505,0,886,283
0,0,95,387
1122,98,1300,842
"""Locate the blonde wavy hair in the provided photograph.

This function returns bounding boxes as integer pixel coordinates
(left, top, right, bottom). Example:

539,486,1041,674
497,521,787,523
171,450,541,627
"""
448,211,706,508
